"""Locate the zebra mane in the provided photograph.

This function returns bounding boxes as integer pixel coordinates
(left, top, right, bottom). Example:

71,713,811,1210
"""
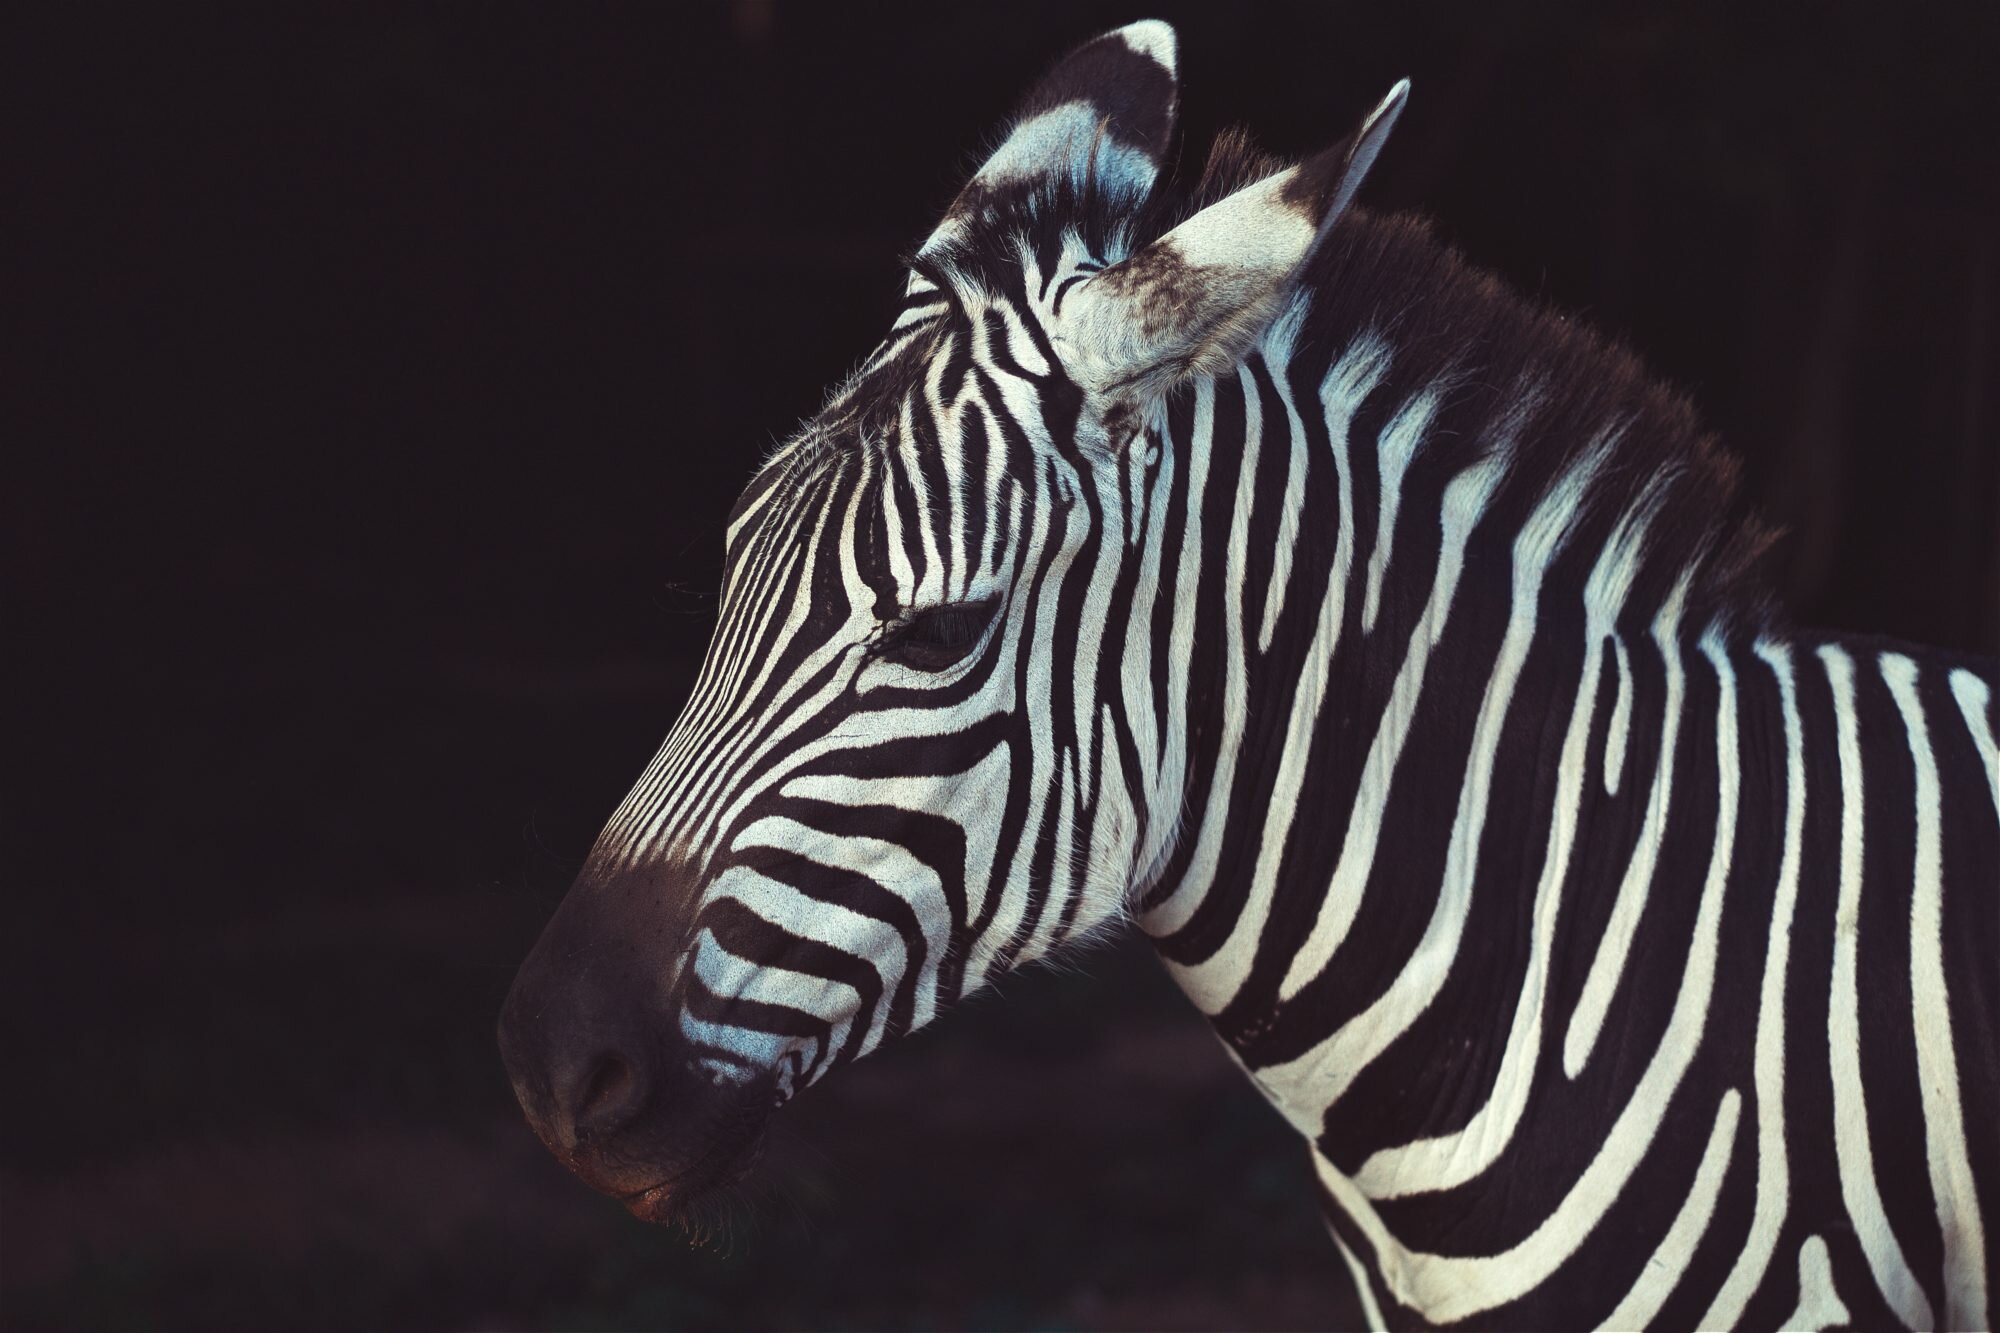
1293,201,1782,635
801,124,1783,636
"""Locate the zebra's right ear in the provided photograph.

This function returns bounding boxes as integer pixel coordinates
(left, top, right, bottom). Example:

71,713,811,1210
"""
915,21,1180,257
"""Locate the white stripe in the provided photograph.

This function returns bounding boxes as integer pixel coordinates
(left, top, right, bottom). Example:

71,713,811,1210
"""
1360,389,1437,634
723,467,783,546
1024,751,1081,960
1065,427,1133,803
1563,573,1690,1078
1075,706,1140,936
1126,412,1179,886
889,297,947,331
1140,380,1243,937
1778,1236,1852,1332
986,292,1053,379
1596,1089,1741,1331
896,403,946,607
926,357,969,595
676,1011,800,1079
1331,1221,1389,1332
1949,667,1999,816
974,455,1076,983
1698,639,1809,1326
1819,643,1935,1329
1882,651,1988,1332
1257,301,1310,654
880,430,921,599
707,863,906,966
1147,369,1261,956
1604,635,1632,796
1259,454,1501,1008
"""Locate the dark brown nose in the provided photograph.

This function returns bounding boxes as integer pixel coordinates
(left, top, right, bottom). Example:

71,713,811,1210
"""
498,864,777,1219
497,962,658,1155
496,867,691,1169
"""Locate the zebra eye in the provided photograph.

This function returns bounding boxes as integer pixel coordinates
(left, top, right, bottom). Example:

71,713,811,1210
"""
879,598,999,671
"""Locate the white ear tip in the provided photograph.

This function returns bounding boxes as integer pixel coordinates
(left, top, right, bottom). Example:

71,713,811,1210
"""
1371,79,1412,130
1115,19,1178,74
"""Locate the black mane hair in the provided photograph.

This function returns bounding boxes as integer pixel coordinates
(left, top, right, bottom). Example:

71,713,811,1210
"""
842,125,1783,638
1298,202,1781,637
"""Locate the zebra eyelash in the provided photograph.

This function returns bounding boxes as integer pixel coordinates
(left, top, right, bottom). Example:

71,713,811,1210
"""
868,597,1002,672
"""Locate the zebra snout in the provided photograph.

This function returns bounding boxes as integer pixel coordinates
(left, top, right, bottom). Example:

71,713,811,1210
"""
498,960,723,1216
497,869,682,1160
499,866,773,1220
526,1024,653,1151
496,948,662,1163
498,970,772,1219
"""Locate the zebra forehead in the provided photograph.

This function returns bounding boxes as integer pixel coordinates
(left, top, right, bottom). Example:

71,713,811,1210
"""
768,325,1011,469
719,248,1095,558
724,436,855,551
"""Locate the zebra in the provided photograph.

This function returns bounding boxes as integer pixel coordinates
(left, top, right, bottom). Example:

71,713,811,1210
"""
498,20,1998,1329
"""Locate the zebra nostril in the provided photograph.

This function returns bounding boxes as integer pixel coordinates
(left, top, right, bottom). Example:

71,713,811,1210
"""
572,1051,641,1140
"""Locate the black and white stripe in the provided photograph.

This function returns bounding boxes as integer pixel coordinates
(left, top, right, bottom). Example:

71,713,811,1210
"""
518,20,1997,1326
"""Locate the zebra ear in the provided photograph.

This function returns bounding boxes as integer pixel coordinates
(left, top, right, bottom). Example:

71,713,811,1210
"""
1053,80,1409,413
916,20,1179,256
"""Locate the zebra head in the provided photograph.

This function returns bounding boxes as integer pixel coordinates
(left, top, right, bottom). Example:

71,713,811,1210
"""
499,20,1406,1222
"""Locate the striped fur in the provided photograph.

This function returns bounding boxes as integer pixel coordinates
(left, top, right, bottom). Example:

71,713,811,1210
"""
504,22,1998,1327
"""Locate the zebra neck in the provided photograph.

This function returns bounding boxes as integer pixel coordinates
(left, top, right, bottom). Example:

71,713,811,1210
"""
1123,328,1998,1293
1124,321,1775,1128
1095,211,1997,1322
1126,215,1784,1022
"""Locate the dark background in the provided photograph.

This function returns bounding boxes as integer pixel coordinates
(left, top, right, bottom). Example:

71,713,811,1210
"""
8,3,1996,1329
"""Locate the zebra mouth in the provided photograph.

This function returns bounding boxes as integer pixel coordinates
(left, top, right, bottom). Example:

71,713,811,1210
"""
622,1179,684,1224
616,1126,767,1225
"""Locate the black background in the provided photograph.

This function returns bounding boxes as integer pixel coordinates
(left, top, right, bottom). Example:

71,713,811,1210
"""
9,3,1996,1329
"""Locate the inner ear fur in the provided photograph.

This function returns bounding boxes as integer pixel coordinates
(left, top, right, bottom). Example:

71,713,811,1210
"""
1052,80,1410,410
916,21,1182,257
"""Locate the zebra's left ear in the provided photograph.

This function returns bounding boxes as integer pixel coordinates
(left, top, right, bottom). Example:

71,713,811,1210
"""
916,21,1180,256
1053,80,1409,418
